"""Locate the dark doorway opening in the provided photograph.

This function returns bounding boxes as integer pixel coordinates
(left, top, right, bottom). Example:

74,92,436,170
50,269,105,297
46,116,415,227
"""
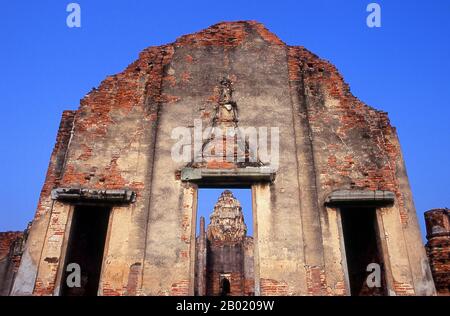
340,208,387,296
61,205,111,296
220,278,231,296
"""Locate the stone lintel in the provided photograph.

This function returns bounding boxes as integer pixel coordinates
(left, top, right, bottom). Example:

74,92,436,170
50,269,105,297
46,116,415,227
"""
51,187,136,203
181,167,275,183
325,190,395,207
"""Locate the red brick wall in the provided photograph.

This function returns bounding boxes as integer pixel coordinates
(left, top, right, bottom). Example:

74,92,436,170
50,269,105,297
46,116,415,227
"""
260,279,288,296
17,20,433,296
34,111,75,221
306,266,328,296
0,232,24,295
58,45,175,194
125,263,141,296
288,46,407,219
206,242,244,296
425,209,450,295
203,240,254,296
0,232,23,261
171,280,189,296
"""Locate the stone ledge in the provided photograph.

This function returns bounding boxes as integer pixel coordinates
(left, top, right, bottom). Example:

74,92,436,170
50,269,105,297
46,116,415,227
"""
325,190,395,206
51,188,136,203
181,167,275,183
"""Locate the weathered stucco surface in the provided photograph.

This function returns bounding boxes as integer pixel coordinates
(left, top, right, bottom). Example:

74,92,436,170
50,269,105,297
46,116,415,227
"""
7,21,437,296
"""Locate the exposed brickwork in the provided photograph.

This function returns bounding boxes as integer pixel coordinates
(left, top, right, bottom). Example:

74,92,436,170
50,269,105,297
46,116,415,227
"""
425,208,450,295
33,202,71,296
201,191,254,296
0,232,24,277
260,279,289,296
174,20,283,48
334,281,347,296
59,45,175,193
0,230,27,296
393,281,415,296
102,285,122,297
305,266,328,296
34,111,75,221
288,46,408,225
10,21,435,296
0,232,22,260
250,21,285,46
25,42,179,296
125,263,142,296
171,280,189,296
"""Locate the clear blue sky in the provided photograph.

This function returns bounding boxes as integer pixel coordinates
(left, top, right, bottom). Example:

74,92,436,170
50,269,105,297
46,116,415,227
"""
1,1,449,242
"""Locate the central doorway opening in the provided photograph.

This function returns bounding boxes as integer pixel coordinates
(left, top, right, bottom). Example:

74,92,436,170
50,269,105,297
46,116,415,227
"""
220,275,231,296
194,188,254,296
340,207,387,296
61,205,111,296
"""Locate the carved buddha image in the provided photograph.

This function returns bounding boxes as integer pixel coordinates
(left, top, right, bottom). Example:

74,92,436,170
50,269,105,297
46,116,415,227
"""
216,77,237,124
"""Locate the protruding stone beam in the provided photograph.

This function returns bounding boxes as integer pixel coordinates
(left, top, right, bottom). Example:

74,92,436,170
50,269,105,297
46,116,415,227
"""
51,187,136,203
181,167,276,184
325,190,395,207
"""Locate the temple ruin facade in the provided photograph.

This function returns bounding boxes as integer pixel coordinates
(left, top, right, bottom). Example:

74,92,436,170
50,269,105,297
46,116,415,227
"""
0,21,448,296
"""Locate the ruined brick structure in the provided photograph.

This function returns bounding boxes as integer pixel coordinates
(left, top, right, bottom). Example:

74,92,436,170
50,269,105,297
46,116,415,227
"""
0,227,28,296
195,190,254,296
3,21,440,296
425,209,450,295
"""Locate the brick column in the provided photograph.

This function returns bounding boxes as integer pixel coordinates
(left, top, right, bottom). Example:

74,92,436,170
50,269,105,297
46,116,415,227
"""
425,208,450,295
